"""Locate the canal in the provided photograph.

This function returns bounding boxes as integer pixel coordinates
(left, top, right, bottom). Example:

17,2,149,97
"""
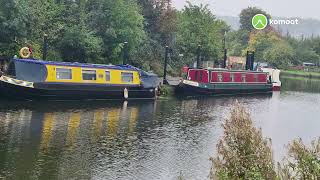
0,76,319,180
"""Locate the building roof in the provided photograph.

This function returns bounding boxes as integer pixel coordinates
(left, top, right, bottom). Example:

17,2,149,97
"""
228,56,246,64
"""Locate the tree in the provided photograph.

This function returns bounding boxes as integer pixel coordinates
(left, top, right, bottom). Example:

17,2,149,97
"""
246,30,294,67
263,42,294,68
58,26,103,63
176,2,229,66
138,0,177,46
0,0,29,57
226,30,248,56
87,0,146,64
239,7,271,32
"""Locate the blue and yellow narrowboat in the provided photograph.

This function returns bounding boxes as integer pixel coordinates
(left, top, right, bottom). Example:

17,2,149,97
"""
0,58,159,100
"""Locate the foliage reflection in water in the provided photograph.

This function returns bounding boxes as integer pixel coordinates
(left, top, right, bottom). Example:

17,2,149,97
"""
0,99,220,180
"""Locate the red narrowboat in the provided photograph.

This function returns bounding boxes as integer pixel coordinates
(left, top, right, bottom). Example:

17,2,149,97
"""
175,68,273,96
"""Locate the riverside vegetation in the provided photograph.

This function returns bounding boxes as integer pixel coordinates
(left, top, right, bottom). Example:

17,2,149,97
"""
1,1,320,75
209,103,320,180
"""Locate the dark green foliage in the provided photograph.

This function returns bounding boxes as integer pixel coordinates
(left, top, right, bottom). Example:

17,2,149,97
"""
58,26,103,63
176,2,229,66
87,0,146,64
138,0,177,46
226,30,248,56
285,36,320,65
0,0,147,64
0,0,28,57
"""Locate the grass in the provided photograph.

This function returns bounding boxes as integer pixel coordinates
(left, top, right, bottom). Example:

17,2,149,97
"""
281,70,320,79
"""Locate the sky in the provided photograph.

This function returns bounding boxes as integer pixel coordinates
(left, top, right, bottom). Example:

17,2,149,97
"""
172,0,320,20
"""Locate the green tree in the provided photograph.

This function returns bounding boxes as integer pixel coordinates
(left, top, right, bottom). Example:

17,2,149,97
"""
135,0,178,73
246,30,296,68
58,26,103,63
0,0,29,57
263,42,294,68
176,2,229,66
138,0,177,46
226,30,248,56
88,0,146,64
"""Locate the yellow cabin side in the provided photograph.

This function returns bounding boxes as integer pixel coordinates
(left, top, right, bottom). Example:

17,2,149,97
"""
45,65,141,85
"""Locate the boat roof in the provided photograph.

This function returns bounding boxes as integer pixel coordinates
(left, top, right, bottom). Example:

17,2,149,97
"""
14,58,141,71
188,67,266,73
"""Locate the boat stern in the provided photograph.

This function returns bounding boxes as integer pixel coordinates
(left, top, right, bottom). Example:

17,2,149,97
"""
262,68,282,91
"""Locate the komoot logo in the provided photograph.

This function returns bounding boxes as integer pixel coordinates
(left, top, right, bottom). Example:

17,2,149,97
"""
252,14,299,30
252,14,268,30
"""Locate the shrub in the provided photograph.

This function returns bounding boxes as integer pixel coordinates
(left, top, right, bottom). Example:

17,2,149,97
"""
210,103,277,180
210,103,320,180
278,138,320,180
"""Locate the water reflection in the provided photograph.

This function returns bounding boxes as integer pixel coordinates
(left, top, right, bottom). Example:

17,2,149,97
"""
0,77,319,179
0,100,159,179
281,76,320,93
0,96,277,180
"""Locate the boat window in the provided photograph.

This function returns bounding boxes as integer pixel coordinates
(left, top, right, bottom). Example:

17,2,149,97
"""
199,71,203,81
105,71,110,81
82,69,97,81
230,73,234,82
218,73,223,82
242,74,246,82
121,72,133,83
56,68,72,80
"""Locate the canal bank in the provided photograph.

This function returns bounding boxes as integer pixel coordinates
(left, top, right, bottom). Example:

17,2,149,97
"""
281,70,320,79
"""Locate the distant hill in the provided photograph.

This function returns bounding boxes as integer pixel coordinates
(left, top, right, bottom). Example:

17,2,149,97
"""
217,16,320,38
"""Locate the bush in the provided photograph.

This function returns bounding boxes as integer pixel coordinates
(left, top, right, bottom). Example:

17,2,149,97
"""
210,103,277,180
278,138,320,180
210,103,320,180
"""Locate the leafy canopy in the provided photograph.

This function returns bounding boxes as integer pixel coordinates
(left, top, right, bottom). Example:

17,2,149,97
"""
176,2,229,65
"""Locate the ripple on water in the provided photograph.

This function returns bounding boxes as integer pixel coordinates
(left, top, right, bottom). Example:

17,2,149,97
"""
0,78,320,179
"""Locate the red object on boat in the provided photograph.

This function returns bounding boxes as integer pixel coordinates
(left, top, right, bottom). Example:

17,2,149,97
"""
182,66,189,73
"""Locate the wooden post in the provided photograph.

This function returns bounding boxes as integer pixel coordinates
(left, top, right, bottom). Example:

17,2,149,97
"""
197,45,201,68
42,34,48,60
245,51,250,70
250,51,255,70
123,42,129,65
163,46,169,85
223,49,227,68
223,31,227,68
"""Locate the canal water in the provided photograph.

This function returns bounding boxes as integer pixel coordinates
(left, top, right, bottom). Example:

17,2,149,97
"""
0,77,319,180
